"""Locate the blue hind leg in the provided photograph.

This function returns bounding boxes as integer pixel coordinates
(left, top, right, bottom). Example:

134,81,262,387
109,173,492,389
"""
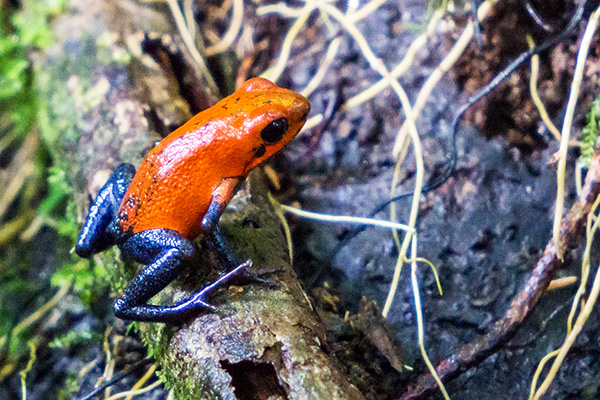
76,163,135,258
113,229,251,323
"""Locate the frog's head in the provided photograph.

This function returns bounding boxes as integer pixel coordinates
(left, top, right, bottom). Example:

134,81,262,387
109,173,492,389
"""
222,77,310,174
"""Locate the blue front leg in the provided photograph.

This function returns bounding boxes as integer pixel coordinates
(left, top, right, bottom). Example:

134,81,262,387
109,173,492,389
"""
76,163,135,258
200,176,247,271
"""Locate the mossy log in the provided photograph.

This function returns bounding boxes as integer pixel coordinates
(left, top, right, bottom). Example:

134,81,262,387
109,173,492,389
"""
36,0,365,398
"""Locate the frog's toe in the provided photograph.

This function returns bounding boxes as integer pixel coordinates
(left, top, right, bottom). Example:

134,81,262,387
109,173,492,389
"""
233,270,279,289
190,298,217,312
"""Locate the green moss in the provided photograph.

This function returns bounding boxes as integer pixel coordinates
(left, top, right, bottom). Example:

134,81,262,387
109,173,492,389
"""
141,321,172,359
579,95,600,169
57,371,80,400
0,0,121,312
38,167,78,237
157,359,205,399
43,165,108,307
0,0,66,138
49,327,100,348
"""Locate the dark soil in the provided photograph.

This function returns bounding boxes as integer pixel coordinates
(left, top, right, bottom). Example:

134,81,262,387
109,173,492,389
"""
269,0,600,399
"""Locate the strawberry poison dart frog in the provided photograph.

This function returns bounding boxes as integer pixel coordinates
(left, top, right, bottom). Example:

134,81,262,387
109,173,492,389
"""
76,78,310,323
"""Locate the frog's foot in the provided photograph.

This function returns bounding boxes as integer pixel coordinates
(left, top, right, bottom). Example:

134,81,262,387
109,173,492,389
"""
229,268,280,289
187,259,252,309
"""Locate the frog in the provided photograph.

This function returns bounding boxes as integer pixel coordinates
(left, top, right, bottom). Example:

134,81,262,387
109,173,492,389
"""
75,77,310,323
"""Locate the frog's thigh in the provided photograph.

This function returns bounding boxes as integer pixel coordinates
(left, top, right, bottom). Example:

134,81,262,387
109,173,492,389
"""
116,229,195,307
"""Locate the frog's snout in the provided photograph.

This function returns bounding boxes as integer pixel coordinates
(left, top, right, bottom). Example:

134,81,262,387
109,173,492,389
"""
292,94,311,125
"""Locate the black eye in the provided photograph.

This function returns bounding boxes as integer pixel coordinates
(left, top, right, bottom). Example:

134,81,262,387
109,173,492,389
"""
261,118,288,143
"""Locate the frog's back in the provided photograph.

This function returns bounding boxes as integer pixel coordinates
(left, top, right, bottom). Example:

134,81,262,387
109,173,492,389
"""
116,117,222,239
115,77,310,240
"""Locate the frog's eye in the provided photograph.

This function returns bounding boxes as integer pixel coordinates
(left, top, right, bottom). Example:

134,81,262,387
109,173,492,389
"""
261,118,288,143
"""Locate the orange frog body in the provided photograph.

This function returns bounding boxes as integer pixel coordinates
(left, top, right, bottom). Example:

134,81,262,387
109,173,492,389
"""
75,78,310,323
119,77,310,239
